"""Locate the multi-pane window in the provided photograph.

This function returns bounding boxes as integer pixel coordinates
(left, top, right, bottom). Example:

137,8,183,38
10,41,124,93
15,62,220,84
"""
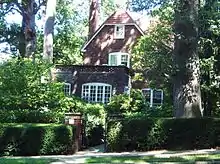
142,88,163,107
114,25,125,39
64,83,71,95
108,52,130,67
121,54,128,66
82,83,112,103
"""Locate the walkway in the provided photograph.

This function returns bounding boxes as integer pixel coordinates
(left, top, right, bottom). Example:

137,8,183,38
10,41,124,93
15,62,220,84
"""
3,145,220,163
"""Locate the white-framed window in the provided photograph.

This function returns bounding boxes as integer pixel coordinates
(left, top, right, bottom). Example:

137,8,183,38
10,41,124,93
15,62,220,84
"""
124,86,130,95
81,83,112,103
142,88,163,107
108,52,130,67
64,83,71,95
114,25,125,39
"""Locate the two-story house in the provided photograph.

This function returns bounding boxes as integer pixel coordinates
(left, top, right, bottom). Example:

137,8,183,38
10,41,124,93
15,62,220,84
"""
55,10,163,106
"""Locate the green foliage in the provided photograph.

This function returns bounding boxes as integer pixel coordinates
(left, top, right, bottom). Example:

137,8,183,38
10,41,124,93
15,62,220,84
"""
198,0,220,116
0,59,70,111
106,89,146,114
64,97,106,146
0,124,75,156
131,0,169,12
106,89,172,117
132,3,173,106
0,110,64,123
107,117,220,152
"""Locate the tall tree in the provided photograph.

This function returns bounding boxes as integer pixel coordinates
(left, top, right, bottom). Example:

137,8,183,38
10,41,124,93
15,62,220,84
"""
173,0,202,117
22,0,36,58
0,0,45,58
43,0,57,63
88,0,99,38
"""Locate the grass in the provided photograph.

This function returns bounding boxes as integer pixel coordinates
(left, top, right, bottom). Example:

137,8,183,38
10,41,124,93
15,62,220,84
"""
0,158,55,164
1,154,220,164
86,154,220,163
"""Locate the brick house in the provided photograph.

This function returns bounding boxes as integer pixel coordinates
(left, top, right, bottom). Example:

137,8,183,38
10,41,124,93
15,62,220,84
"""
55,10,163,106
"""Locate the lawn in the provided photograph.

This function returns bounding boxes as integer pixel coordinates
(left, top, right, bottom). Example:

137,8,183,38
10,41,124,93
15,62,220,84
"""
0,158,55,164
1,154,220,163
86,154,220,163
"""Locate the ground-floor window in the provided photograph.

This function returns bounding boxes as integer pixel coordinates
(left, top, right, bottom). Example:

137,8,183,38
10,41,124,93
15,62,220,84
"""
142,88,163,107
81,83,112,103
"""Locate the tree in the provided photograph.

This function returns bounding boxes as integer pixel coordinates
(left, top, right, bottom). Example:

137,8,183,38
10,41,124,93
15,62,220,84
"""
89,0,99,38
131,0,206,117
0,0,45,58
173,0,202,117
43,0,57,63
132,2,174,104
199,0,220,116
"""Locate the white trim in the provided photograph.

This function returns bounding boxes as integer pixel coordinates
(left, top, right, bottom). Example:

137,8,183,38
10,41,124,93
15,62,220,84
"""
81,23,144,52
114,24,125,39
142,88,163,107
64,83,71,95
108,52,130,67
81,82,112,103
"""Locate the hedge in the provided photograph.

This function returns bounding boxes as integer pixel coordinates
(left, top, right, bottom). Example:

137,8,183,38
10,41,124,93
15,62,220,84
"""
107,117,220,152
0,110,64,123
0,124,75,156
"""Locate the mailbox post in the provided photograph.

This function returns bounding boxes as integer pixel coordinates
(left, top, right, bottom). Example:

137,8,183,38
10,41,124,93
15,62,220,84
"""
65,113,82,152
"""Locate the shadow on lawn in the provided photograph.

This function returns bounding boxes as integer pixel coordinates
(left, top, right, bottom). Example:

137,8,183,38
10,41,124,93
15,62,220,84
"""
86,155,220,163
0,158,56,164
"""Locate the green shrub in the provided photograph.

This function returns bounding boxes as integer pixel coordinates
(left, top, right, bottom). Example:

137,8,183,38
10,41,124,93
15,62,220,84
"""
64,97,106,147
0,59,71,112
83,103,106,147
106,89,172,117
0,110,64,123
107,117,220,152
106,89,146,114
0,124,75,156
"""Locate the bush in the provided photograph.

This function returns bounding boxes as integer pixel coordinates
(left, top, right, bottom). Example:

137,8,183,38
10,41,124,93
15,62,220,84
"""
106,89,173,117
107,117,220,152
106,89,146,114
65,97,106,147
0,110,64,123
83,103,106,147
0,59,70,111
0,124,75,156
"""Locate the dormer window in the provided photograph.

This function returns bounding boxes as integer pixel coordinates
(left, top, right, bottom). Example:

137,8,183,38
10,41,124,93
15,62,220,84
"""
114,25,125,39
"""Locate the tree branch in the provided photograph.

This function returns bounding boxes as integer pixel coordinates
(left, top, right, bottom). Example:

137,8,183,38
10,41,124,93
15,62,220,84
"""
13,1,24,15
34,0,46,14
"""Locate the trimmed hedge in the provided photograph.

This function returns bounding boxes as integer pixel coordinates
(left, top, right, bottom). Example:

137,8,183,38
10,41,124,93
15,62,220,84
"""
107,117,220,152
0,110,64,123
0,124,75,156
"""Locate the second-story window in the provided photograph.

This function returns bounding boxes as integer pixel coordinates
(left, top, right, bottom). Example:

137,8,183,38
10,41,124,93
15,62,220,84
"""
64,83,71,95
114,25,125,39
108,52,130,67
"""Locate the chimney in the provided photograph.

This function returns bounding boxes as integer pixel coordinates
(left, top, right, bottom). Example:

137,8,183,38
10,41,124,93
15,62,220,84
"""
88,0,99,39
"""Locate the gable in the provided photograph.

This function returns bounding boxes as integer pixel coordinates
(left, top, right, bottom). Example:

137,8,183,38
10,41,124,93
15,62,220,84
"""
105,10,136,24
81,10,144,52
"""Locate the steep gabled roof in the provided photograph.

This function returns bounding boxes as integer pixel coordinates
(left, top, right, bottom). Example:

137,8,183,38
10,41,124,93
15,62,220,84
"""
81,10,144,52
105,10,136,24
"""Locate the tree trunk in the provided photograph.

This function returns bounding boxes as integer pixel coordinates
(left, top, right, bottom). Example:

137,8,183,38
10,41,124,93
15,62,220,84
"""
43,0,57,63
22,0,36,59
88,0,99,39
173,0,203,117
